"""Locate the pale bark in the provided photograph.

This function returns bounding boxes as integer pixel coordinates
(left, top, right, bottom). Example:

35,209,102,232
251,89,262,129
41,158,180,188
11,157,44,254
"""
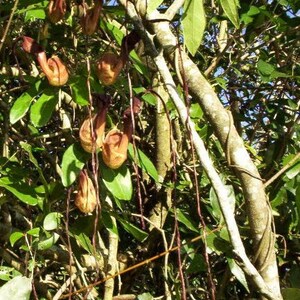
118,1,282,299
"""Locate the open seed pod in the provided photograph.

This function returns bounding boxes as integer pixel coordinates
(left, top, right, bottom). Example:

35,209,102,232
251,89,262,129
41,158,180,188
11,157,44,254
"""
36,53,69,86
75,170,97,214
21,36,69,86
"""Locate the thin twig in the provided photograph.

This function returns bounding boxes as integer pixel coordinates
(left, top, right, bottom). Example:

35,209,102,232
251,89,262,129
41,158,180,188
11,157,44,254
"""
264,152,300,187
0,0,19,53
58,227,222,299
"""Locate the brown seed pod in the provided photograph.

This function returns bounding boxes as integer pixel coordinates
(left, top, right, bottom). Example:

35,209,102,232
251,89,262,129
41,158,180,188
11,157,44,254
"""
102,99,141,169
36,53,69,86
48,0,66,24
102,128,129,169
81,0,102,35
79,97,110,153
96,52,124,86
75,170,97,214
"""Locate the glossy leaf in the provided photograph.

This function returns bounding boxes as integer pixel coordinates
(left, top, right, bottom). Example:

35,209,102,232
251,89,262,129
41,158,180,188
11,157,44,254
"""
0,276,32,300
37,232,60,250
61,143,90,187
220,0,240,28
69,75,89,106
43,212,62,231
128,144,158,182
9,232,24,247
0,177,38,206
99,160,133,200
30,88,58,127
183,0,206,56
9,80,41,124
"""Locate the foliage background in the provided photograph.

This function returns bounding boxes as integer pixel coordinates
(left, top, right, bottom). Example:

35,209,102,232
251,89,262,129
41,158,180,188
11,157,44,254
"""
0,0,300,299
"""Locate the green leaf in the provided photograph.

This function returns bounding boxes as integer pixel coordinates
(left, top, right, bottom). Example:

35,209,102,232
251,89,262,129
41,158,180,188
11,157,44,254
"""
220,0,240,28
25,9,46,21
176,208,198,233
118,218,148,242
9,232,24,247
183,0,206,56
0,177,38,206
100,160,133,200
128,144,158,182
30,88,58,127
69,75,89,106
37,233,60,250
102,210,119,236
146,0,164,14
26,228,40,237
61,143,90,187
20,142,48,194
9,80,41,124
227,257,249,292
257,59,275,76
0,276,32,300
71,232,94,254
43,212,62,231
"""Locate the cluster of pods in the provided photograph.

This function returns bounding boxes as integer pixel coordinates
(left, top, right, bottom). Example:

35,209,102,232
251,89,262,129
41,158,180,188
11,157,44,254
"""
20,0,142,213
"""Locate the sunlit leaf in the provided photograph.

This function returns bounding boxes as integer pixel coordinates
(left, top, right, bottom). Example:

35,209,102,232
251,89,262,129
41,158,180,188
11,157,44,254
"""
9,80,41,124
183,0,206,56
102,210,119,236
61,143,90,187
69,75,89,106
0,177,38,206
118,218,148,242
128,144,158,182
227,257,249,292
146,0,164,14
100,159,133,200
176,208,198,233
43,212,62,231
220,0,240,28
9,232,24,247
30,88,58,127
37,233,60,250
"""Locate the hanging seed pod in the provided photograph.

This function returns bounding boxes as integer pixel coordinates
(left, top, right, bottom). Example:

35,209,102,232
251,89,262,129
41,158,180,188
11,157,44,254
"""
21,36,69,86
75,170,97,213
102,97,141,169
81,0,102,35
79,96,110,153
96,52,124,86
48,0,66,23
36,53,69,86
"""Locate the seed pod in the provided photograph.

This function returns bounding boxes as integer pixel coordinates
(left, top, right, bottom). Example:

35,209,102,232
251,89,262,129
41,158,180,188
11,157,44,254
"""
96,52,124,86
36,53,69,86
81,0,102,35
75,170,97,214
48,0,66,23
79,113,105,153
